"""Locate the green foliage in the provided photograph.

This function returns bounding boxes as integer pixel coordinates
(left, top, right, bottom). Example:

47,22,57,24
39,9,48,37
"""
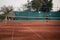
31,0,41,11
31,0,53,12
0,14,7,20
0,6,13,21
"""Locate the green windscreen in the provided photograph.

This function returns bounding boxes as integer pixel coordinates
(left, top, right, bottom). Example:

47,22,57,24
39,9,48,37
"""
14,11,60,20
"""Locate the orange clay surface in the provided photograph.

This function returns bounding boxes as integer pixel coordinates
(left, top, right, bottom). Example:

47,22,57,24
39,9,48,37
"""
0,20,60,40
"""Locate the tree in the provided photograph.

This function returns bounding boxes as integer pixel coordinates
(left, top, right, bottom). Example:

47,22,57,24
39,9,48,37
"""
31,0,41,11
0,6,13,21
31,0,53,12
23,1,32,11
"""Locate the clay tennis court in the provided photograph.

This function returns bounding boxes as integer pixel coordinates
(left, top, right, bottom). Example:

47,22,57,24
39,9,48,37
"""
0,20,60,40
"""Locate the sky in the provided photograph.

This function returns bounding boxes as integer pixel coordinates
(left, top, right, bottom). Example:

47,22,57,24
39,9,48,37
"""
52,0,60,11
0,0,28,7
0,0,32,7
0,0,60,11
